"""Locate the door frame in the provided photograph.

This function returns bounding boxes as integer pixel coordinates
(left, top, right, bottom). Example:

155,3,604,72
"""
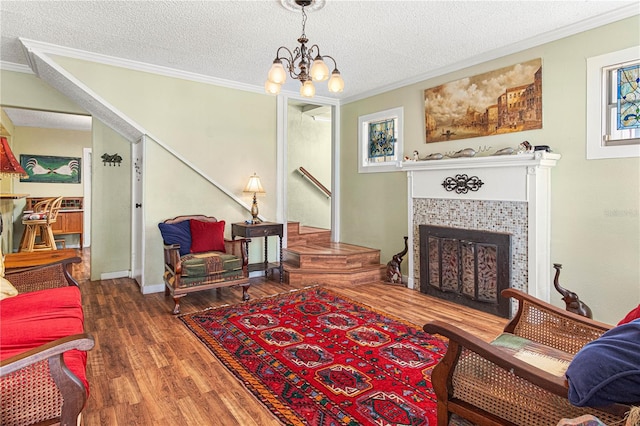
276,95,340,244
130,135,145,287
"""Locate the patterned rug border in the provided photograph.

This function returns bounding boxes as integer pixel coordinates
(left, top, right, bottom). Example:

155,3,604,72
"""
179,285,430,332
176,284,320,319
178,285,446,425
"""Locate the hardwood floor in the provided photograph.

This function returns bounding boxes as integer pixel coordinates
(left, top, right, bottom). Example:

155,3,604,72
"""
71,249,507,425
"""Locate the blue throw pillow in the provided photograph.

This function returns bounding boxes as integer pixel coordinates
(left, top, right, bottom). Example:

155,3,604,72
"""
566,319,640,407
158,221,191,256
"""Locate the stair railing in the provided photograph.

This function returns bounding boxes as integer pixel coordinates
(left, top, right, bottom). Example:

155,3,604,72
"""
296,167,331,198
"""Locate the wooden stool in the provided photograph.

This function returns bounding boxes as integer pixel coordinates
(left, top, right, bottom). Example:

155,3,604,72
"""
20,196,63,252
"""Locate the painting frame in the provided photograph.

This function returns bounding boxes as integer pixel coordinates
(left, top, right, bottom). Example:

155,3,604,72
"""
358,107,403,173
424,58,543,143
20,154,82,184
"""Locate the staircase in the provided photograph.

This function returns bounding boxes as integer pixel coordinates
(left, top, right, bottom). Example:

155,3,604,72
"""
283,222,386,287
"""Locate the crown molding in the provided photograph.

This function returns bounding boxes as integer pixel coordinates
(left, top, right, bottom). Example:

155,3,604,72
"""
19,38,269,95
18,38,343,105
0,61,34,74
341,4,640,105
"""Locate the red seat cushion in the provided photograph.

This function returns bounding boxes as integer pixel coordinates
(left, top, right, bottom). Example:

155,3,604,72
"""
0,286,88,394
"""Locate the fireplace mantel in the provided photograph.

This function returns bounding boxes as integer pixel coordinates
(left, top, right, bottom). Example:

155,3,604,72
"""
406,151,561,305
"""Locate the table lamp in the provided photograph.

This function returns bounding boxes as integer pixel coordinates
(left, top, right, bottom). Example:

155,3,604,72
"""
243,173,265,224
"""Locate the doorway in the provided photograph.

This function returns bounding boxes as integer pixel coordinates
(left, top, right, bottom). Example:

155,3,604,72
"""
0,107,91,268
286,100,333,232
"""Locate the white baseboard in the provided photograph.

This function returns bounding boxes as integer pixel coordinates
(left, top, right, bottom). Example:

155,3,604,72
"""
100,270,130,280
141,283,165,294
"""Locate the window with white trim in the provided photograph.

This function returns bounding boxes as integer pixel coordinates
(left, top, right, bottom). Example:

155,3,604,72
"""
586,46,640,159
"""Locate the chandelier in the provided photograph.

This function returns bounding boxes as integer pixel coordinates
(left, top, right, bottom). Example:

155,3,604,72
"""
265,0,344,98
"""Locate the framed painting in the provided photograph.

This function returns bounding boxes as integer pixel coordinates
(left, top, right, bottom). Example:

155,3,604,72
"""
358,107,403,173
424,58,542,143
20,154,81,183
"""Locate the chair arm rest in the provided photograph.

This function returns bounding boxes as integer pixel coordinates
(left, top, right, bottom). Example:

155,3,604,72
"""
5,258,82,293
163,244,182,274
225,238,249,267
0,333,94,376
0,333,95,426
502,289,611,353
423,320,568,397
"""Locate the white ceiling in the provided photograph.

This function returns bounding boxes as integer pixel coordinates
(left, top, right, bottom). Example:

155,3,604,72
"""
2,107,92,131
1,1,638,104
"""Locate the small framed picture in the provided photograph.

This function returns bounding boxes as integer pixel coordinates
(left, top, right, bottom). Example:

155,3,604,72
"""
358,107,403,173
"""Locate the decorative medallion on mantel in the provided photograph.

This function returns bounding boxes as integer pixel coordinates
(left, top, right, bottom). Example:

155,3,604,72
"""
442,174,484,194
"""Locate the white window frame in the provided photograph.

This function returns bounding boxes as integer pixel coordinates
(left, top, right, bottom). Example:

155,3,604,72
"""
586,46,640,159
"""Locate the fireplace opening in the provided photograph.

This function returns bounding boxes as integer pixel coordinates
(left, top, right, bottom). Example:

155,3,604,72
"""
419,225,512,318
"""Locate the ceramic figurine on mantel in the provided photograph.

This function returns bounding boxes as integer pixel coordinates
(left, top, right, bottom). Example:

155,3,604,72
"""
444,146,491,158
493,140,535,156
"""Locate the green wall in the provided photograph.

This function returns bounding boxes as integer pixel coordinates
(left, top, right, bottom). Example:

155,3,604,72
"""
50,57,278,288
340,16,640,324
91,120,131,279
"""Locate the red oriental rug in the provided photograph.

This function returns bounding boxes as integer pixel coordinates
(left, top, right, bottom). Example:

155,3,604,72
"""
179,287,448,426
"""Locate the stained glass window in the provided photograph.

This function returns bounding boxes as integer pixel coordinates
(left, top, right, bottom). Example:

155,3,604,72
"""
617,64,640,130
368,118,396,162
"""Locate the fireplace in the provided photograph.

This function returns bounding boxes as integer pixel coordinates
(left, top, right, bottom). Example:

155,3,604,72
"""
403,151,561,314
420,225,511,317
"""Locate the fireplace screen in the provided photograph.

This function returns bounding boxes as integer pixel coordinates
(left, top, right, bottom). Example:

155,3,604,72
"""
420,225,511,318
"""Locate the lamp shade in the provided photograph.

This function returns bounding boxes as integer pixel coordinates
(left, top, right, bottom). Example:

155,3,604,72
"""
327,70,345,93
243,173,265,194
0,136,28,178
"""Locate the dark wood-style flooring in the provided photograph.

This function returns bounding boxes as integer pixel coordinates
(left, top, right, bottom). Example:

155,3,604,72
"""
70,249,507,425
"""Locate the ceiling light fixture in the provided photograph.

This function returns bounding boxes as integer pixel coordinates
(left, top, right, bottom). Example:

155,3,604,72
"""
265,0,344,98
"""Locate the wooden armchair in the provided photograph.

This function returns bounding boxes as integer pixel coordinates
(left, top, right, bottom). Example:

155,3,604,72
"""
1,257,94,426
161,215,250,314
423,288,631,426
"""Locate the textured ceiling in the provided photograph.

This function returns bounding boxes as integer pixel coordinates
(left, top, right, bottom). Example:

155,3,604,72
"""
2,108,92,131
1,0,638,103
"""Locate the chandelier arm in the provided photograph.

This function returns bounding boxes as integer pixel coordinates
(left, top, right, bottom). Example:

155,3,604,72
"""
275,46,295,62
321,54,339,71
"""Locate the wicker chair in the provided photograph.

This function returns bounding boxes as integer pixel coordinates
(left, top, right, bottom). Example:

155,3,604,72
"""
1,257,94,426
423,288,631,426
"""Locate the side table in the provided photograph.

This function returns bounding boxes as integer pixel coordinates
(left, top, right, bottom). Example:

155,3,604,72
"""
231,222,284,283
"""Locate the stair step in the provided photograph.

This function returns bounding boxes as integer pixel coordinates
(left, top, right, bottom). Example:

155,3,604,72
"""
284,242,380,270
283,223,384,287
284,264,386,287
287,222,330,247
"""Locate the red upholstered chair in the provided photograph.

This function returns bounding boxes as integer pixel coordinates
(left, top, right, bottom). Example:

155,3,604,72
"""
0,257,94,426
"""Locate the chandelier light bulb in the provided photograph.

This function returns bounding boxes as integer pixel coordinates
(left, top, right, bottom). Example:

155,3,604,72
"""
300,80,316,97
310,57,329,82
327,70,344,93
264,80,281,95
268,60,287,84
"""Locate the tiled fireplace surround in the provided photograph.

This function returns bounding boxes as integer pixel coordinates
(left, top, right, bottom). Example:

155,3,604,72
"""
403,151,560,315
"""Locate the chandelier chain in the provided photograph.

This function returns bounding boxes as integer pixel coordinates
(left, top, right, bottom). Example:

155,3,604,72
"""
300,5,307,38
